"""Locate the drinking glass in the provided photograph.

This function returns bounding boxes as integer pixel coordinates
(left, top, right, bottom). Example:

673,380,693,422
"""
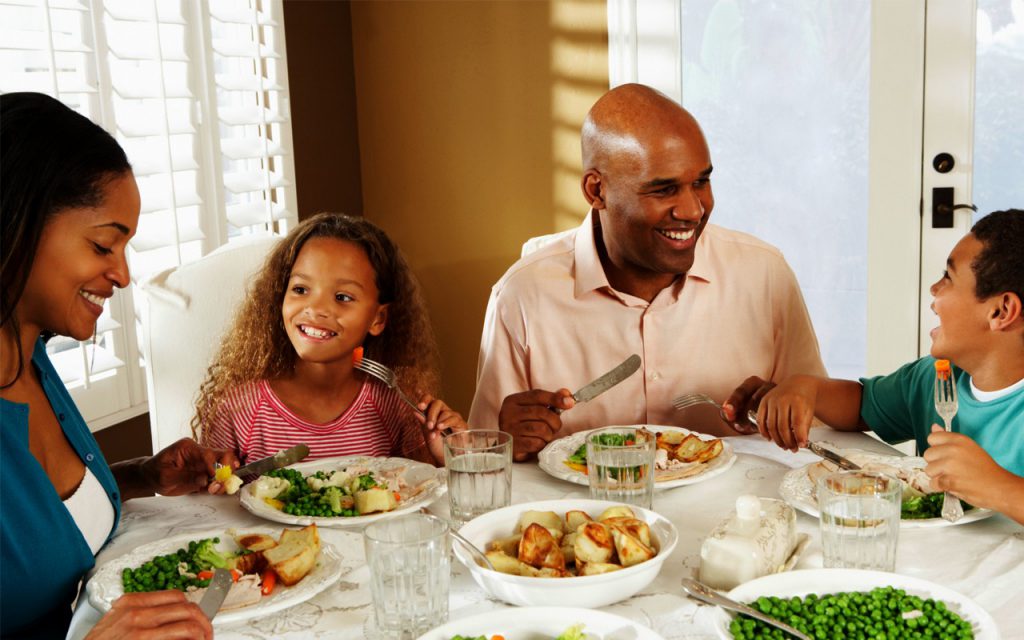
363,513,450,639
586,427,656,509
817,471,901,571
443,430,513,524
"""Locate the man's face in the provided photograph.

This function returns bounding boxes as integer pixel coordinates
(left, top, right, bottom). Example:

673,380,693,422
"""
594,126,714,286
928,234,991,364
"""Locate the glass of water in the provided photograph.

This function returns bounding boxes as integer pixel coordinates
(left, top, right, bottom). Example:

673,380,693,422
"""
443,430,513,524
363,513,450,639
817,471,901,571
586,427,655,509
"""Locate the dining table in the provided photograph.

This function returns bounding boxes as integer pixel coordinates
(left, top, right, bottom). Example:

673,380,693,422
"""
67,431,1024,639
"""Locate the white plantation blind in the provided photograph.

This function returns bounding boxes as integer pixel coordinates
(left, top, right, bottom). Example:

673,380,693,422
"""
0,0,297,431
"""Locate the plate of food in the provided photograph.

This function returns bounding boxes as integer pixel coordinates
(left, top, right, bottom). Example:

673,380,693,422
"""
538,425,736,489
418,606,665,640
708,568,998,639
87,525,342,625
239,455,445,528
778,448,993,528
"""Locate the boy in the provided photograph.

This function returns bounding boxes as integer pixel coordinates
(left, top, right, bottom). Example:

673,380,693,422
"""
726,209,1024,524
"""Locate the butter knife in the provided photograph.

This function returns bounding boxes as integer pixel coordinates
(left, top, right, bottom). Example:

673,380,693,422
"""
681,578,811,640
552,354,642,414
235,443,310,477
197,567,233,620
807,442,861,470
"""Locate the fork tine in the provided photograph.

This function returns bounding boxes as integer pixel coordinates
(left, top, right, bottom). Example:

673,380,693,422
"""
354,358,393,385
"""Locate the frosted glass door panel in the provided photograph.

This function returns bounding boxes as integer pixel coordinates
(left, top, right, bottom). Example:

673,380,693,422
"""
680,1,871,379
973,0,1024,221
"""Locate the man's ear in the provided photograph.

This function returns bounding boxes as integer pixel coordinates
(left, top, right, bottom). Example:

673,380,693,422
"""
988,292,1022,331
581,169,605,208
368,303,389,337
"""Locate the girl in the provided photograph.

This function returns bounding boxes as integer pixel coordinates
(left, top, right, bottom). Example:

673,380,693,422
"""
193,213,467,466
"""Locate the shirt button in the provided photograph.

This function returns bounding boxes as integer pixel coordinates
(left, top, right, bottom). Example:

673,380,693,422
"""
86,453,95,462
650,372,661,381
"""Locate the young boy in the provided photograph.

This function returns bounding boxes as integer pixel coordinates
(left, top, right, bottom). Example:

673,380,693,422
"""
725,209,1024,524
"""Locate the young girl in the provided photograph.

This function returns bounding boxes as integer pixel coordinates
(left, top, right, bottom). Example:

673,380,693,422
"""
193,213,467,466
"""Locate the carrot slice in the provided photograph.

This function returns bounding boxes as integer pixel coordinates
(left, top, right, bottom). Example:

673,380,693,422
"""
261,568,277,596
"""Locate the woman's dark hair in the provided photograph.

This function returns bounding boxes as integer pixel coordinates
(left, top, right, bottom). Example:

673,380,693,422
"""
970,209,1024,302
1,92,131,387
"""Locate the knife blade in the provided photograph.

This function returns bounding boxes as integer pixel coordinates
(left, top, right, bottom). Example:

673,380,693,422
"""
235,443,310,477
807,442,861,470
548,354,642,415
197,567,233,620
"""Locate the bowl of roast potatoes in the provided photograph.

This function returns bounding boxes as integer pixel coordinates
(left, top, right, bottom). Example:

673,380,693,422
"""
454,499,679,607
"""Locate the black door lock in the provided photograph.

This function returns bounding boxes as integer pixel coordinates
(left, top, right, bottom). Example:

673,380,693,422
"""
931,187,977,228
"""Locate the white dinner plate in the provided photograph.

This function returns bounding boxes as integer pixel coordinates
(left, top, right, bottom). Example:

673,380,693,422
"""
240,455,445,528
538,425,736,489
778,448,994,528
87,527,343,626
418,606,666,640
709,569,999,640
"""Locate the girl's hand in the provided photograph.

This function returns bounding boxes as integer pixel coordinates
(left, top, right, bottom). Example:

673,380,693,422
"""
416,394,469,465
84,591,212,640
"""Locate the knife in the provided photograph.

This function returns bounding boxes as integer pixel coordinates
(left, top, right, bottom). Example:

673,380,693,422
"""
234,443,310,477
551,354,642,414
197,567,233,620
807,442,861,470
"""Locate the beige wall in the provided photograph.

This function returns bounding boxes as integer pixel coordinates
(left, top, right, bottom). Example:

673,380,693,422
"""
350,0,609,416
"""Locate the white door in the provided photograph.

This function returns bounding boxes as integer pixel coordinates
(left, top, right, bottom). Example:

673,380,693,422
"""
608,0,1023,379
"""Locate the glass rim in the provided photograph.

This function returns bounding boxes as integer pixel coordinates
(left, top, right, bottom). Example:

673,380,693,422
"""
363,512,449,544
586,427,654,449
817,469,902,494
442,429,512,452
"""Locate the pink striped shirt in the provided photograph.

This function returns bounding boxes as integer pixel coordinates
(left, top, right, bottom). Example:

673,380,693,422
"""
206,378,425,464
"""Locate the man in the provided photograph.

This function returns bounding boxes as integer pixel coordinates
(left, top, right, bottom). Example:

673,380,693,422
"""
468,84,825,461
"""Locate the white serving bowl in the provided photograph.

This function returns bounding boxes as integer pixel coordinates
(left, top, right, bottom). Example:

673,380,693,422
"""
454,498,679,608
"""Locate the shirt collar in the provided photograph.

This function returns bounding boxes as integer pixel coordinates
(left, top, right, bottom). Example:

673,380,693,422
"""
573,210,714,301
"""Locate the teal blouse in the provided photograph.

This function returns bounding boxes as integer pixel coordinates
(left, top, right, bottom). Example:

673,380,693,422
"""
1,339,121,638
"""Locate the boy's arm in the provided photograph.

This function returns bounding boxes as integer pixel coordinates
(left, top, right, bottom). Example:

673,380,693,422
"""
728,375,867,452
924,426,1024,525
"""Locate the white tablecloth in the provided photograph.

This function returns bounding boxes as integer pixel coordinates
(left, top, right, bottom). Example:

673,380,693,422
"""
68,432,1024,639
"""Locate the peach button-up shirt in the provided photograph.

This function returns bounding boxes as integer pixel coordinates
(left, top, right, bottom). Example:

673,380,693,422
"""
468,212,826,437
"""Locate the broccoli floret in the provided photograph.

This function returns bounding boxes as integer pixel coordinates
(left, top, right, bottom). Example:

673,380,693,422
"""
356,473,379,491
323,486,344,513
556,624,586,640
190,538,230,570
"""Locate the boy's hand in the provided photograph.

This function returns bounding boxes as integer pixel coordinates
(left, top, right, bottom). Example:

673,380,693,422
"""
498,388,574,461
923,425,1013,509
415,394,469,465
722,376,775,434
752,375,819,452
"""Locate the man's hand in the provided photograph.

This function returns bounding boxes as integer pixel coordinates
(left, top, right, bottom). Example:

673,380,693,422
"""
923,425,1019,512
498,389,574,461
84,591,212,640
142,438,239,496
722,376,775,435
415,394,469,465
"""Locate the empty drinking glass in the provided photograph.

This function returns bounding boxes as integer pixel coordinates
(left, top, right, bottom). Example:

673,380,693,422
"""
443,430,513,524
818,471,901,571
586,427,656,509
363,513,450,639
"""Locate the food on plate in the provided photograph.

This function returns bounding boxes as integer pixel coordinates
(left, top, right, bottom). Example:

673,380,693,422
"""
215,464,244,495
563,428,723,481
729,586,975,640
120,525,320,611
255,465,409,517
807,455,974,520
451,624,587,640
483,505,657,578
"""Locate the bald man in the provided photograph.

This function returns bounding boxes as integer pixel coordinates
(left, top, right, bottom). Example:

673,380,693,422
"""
468,84,826,461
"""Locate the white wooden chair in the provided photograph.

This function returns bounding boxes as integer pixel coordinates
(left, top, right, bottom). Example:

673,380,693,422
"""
139,234,281,453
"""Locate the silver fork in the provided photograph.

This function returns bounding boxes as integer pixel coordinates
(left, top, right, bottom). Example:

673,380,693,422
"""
355,357,427,419
934,365,964,522
673,393,758,425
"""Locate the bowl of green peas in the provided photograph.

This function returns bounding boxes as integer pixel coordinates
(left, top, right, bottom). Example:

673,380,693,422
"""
710,569,997,640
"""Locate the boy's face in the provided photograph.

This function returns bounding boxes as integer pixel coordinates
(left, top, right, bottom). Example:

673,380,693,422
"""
928,233,991,364
281,237,388,367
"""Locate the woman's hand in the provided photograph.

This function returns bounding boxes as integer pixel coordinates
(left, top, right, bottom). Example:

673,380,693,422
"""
415,394,469,465
84,591,212,640
142,439,239,496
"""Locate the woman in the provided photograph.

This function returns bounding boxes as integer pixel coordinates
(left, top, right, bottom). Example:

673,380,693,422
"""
1,93,235,639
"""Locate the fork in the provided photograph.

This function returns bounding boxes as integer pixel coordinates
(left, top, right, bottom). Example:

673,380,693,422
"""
355,356,427,419
672,393,758,426
933,362,964,522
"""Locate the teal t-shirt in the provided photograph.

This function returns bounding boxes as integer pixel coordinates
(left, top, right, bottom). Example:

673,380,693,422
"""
860,356,1024,476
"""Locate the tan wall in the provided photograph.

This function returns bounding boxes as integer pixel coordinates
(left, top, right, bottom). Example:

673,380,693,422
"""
350,0,608,416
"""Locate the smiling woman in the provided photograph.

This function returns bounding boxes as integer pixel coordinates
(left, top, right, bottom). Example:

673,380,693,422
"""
0,92,238,640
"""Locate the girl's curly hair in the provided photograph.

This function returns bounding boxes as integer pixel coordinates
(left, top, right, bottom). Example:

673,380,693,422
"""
192,213,440,443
